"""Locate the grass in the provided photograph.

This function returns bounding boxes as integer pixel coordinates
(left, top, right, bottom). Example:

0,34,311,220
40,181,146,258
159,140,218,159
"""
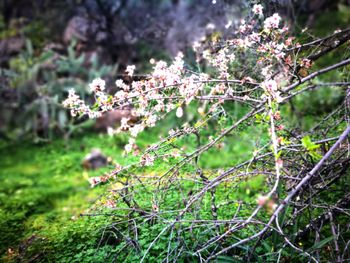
0,94,338,261
0,107,267,261
0,133,114,261
0,130,165,261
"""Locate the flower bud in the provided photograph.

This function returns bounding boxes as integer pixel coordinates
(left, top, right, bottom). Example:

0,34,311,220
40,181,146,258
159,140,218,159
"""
257,195,269,206
176,107,184,118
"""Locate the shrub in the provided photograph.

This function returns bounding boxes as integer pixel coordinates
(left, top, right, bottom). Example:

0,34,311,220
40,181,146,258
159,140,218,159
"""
64,4,350,262
0,40,117,141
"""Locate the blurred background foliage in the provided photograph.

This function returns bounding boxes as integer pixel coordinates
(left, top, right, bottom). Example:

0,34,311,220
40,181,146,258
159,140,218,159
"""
0,0,349,141
1,40,117,141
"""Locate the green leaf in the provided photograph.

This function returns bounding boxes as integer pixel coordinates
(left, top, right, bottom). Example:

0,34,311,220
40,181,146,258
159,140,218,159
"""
275,150,282,159
38,50,54,63
301,136,312,149
301,136,320,151
307,236,334,251
25,39,33,56
301,135,321,160
309,151,322,160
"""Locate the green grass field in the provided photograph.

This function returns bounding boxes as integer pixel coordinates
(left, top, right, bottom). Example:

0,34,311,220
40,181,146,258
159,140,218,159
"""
0,120,261,261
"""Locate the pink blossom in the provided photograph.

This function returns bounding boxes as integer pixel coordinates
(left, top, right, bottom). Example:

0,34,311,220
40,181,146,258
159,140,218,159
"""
300,58,312,69
120,118,130,130
146,115,157,127
115,79,124,88
202,50,211,60
192,41,201,52
105,200,116,208
124,138,135,153
262,79,278,92
124,143,133,153
154,101,165,112
88,111,102,119
276,159,283,168
129,124,144,137
107,127,117,136
249,32,260,43
141,153,155,166
277,124,285,131
213,83,226,94
114,90,128,100
264,13,281,30
168,129,176,136
89,78,105,92
252,4,263,16
62,89,80,108
88,177,101,188
257,195,269,206
125,65,136,77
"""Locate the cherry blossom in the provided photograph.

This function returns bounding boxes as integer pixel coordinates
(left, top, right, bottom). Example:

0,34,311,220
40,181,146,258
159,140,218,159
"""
125,138,135,153
89,78,106,92
262,79,278,93
125,65,136,77
257,195,269,206
88,177,102,188
264,13,281,30
104,199,116,208
176,107,184,118
63,6,292,187
141,153,155,166
129,124,144,137
252,4,263,16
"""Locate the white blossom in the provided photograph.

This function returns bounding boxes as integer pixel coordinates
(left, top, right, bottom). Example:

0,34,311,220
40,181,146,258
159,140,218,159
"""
264,13,281,30
89,78,105,92
176,107,184,118
125,65,136,77
252,4,263,16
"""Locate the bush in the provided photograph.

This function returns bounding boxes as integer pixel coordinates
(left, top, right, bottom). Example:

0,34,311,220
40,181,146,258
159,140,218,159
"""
44,3,350,262
0,40,117,141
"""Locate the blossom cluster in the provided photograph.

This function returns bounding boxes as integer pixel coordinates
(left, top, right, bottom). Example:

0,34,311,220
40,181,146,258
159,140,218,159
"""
63,3,298,193
264,13,282,30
